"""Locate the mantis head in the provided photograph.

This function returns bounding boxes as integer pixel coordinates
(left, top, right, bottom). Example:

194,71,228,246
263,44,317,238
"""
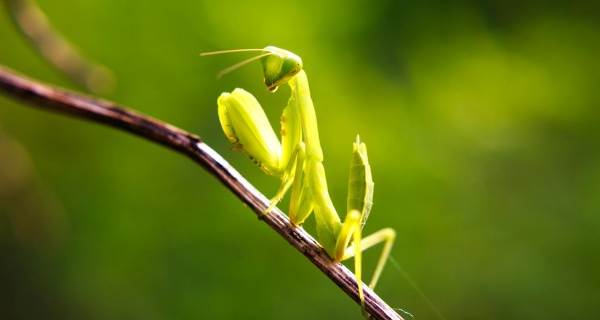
201,46,303,92
260,46,303,92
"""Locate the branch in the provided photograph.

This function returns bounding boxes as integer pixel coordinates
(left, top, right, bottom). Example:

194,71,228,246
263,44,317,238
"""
4,0,115,94
0,65,403,320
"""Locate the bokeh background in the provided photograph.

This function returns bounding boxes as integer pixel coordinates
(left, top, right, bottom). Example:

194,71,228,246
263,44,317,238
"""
1,1,600,319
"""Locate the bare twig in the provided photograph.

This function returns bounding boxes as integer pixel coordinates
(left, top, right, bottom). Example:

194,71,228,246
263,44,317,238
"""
0,65,403,320
4,0,115,94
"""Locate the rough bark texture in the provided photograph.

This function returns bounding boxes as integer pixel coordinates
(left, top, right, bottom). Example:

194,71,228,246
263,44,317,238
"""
0,65,403,320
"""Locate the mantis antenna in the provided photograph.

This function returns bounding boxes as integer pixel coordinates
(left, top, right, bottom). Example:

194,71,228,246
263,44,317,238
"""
199,48,268,56
216,53,273,78
200,49,274,78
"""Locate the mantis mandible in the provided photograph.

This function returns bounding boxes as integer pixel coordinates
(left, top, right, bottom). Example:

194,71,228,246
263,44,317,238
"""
202,46,396,312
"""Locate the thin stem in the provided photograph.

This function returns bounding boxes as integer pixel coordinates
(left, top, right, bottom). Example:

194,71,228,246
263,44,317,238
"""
0,65,404,320
4,0,115,94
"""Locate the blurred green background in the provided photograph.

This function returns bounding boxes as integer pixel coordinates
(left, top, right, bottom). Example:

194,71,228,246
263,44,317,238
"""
1,1,600,319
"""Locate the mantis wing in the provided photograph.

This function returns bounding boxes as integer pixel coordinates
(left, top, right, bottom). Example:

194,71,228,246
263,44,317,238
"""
347,135,374,228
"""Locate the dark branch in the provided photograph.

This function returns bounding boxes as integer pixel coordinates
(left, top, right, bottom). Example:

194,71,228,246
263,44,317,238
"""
0,65,403,320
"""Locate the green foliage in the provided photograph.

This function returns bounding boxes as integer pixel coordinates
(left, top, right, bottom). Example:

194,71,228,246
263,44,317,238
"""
1,1,599,319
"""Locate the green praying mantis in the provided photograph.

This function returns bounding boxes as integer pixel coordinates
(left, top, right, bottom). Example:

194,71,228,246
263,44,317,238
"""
201,46,396,311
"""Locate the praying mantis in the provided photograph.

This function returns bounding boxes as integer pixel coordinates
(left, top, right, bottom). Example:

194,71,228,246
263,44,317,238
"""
201,46,396,312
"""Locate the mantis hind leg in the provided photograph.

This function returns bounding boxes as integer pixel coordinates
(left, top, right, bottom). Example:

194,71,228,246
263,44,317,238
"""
332,210,364,306
333,218,395,316
341,228,396,289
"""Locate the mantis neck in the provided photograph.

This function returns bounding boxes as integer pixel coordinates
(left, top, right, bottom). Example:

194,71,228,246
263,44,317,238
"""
289,70,342,254
289,70,323,162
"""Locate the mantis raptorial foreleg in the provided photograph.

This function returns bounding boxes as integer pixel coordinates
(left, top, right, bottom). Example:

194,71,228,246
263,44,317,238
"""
217,87,301,212
203,46,396,316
